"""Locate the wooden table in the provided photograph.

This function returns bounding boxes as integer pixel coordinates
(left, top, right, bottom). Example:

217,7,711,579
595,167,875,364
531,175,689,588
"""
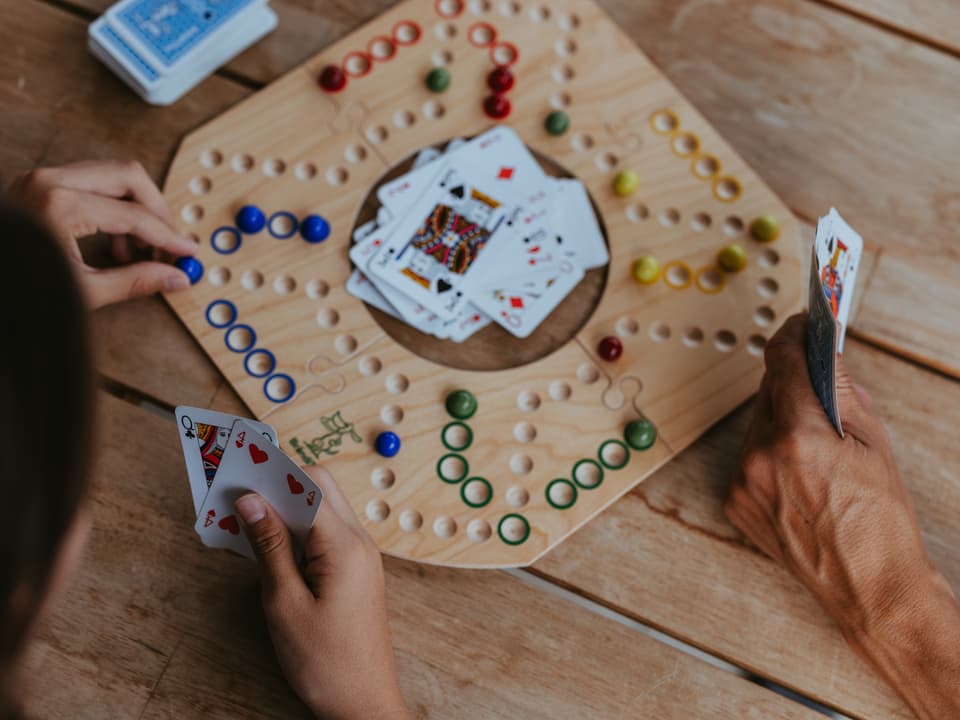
4,1,958,717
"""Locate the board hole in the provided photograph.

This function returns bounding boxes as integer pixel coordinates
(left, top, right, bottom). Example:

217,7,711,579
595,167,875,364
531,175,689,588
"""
549,380,572,401
206,301,235,327
558,12,580,30
386,374,409,394
399,509,422,532
326,166,349,186
381,404,404,425
432,48,453,66
358,355,381,376
548,480,575,508
649,322,671,342
262,158,286,176
595,152,618,171
462,478,491,506
724,216,744,236
335,334,358,355
555,37,577,56
200,149,222,168
506,485,530,506
714,177,742,202
626,203,649,223
671,132,699,157
231,153,254,173
754,305,775,327
366,499,390,523
181,205,203,224
683,326,704,347
208,266,230,286
529,4,550,22
437,0,463,17
189,176,211,195
510,454,533,476
616,317,639,337
697,267,723,292
552,65,574,83
273,274,296,295
212,227,240,253
665,263,691,288
422,100,446,119
264,374,293,402
316,307,340,328
574,461,602,488
759,249,780,268
577,363,599,384
394,21,421,44
245,350,274,376
571,133,594,152
747,334,767,356
500,0,521,15
439,454,467,481
551,92,571,109
600,442,628,468
691,211,712,231
517,390,541,412
715,330,737,352
225,325,254,352
295,161,317,181
693,154,720,179
491,42,517,65
369,37,396,60
345,144,367,163
659,208,680,226
435,22,457,40
269,213,296,238
758,277,780,298
469,0,491,13
433,516,457,538
371,467,395,489
444,423,471,449
344,52,371,76
467,518,491,542
366,125,388,144
306,279,329,299
499,515,528,542
468,23,494,46
241,270,263,290
393,110,416,128
513,422,536,443
650,109,678,134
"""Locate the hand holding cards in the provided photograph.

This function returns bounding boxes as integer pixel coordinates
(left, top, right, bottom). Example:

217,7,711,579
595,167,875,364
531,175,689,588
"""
806,209,864,436
176,407,322,559
348,126,608,340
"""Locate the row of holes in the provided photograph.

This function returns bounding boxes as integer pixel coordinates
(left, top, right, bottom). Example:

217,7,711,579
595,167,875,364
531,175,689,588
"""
207,268,332,299
611,319,769,355
438,0,580,30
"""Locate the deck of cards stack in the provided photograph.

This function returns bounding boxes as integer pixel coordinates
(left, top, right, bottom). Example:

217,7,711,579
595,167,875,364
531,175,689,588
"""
88,0,278,106
348,126,609,341
175,406,322,559
806,208,864,437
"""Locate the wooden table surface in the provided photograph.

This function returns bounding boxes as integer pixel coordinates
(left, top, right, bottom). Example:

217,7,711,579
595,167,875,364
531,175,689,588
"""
4,1,958,718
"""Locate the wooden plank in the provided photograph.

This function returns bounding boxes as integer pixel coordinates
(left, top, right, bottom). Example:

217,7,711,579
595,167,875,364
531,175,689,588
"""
821,0,960,55
20,393,823,720
535,339,960,719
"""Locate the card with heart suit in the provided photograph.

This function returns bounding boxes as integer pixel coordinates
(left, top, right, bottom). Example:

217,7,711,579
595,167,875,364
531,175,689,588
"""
194,419,322,559
366,164,516,319
175,406,278,516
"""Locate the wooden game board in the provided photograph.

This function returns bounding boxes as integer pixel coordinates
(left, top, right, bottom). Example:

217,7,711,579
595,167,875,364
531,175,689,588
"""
163,0,803,567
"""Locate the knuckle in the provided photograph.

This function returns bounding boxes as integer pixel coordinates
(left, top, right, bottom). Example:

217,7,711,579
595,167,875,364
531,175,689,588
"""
740,447,770,483
125,272,156,300
251,526,288,557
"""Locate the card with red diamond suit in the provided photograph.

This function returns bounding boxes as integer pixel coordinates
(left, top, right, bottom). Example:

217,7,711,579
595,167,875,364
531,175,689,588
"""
194,419,322,560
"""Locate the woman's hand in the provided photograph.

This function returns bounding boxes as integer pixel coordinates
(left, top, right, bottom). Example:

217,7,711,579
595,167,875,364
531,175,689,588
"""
8,160,197,309
236,467,410,720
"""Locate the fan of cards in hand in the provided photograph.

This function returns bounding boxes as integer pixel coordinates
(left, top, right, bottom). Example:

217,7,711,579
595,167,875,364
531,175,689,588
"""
348,126,609,341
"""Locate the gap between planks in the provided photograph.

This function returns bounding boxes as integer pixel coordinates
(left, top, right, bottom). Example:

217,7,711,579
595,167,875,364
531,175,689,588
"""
101,376,851,719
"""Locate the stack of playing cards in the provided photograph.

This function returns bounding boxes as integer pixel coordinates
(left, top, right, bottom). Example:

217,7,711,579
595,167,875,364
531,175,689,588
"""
88,0,278,106
348,126,609,341
806,208,864,437
176,406,322,559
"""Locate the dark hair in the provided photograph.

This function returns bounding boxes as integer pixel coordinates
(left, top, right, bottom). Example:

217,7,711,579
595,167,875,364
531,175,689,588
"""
0,206,94,715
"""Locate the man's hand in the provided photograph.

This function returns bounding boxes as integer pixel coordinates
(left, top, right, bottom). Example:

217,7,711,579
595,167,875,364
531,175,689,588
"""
236,467,410,720
726,313,960,720
8,161,197,309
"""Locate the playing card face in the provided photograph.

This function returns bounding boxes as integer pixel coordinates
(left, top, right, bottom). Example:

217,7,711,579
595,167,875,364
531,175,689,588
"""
367,165,514,319
194,420,322,559
346,269,401,319
175,406,278,515
551,179,609,270
806,244,842,437
473,260,585,338
814,208,863,352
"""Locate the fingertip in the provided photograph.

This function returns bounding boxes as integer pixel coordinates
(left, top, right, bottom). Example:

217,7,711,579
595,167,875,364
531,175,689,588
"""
236,493,267,526
164,270,192,292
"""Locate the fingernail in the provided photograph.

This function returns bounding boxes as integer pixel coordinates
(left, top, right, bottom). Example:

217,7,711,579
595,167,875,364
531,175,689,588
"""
165,272,191,292
183,233,199,245
236,494,266,525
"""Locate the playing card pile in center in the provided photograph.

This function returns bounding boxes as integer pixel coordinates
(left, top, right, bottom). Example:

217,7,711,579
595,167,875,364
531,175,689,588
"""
348,126,609,340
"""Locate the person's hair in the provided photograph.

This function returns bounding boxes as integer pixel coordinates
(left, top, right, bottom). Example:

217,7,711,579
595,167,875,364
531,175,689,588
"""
0,205,94,717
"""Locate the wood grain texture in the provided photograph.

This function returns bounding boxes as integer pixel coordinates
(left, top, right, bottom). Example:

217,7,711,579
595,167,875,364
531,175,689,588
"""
823,0,960,54
69,0,960,374
535,338,960,720
161,0,803,567
20,394,824,720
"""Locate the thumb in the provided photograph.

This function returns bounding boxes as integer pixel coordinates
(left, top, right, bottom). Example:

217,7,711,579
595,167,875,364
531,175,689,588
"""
84,261,190,309
836,354,873,425
235,493,301,594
